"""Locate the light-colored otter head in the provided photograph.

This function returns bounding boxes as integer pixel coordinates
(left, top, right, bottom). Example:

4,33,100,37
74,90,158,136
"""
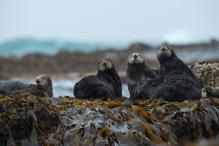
157,45,172,60
97,58,114,72
36,74,52,87
128,52,145,65
35,74,53,97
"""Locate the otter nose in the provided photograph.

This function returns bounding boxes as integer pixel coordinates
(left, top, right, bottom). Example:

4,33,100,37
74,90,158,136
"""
134,55,138,59
102,62,107,66
161,47,166,52
36,79,40,84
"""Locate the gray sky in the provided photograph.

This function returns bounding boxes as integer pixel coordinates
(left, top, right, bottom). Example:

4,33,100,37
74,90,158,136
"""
0,0,219,43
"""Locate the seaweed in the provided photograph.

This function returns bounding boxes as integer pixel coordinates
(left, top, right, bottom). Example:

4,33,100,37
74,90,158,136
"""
0,95,219,146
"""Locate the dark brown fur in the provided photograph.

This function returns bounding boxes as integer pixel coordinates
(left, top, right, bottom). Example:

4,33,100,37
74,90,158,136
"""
152,45,201,101
73,59,122,100
127,61,157,99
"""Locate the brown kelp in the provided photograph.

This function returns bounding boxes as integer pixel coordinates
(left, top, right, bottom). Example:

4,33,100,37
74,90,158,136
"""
1,95,219,146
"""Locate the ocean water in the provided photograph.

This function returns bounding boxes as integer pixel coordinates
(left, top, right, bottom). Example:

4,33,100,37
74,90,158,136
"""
0,38,121,57
1,38,219,62
15,78,130,97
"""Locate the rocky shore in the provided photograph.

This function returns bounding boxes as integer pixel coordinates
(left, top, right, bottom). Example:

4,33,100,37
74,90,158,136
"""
0,40,219,79
0,62,219,146
0,95,219,146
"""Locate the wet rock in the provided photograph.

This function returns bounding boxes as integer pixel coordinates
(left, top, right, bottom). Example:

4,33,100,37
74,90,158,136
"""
0,96,61,146
35,109,61,134
1,96,219,146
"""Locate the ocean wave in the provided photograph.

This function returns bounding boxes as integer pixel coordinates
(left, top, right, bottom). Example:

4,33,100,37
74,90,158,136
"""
0,38,109,57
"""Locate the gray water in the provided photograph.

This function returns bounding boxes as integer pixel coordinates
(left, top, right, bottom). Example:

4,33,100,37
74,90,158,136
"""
14,78,130,97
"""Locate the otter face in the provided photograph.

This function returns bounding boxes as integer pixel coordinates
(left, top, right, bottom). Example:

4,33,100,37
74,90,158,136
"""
97,59,113,72
35,74,52,88
157,45,172,59
128,52,145,65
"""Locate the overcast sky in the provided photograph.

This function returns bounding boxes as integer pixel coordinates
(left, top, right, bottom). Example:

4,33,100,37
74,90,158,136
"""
0,0,219,43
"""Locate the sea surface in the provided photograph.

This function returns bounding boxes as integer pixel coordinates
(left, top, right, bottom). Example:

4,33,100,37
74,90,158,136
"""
0,38,125,57
1,38,219,62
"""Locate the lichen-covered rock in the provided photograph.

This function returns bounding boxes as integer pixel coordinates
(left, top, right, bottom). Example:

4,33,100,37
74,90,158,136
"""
0,96,219,146
190,62,219,88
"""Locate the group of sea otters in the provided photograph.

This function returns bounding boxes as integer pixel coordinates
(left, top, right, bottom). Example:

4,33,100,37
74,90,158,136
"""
0,44,203,102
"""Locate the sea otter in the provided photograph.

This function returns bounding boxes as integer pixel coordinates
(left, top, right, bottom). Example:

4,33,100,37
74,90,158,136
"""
152,45,201,101
126,52,157,99
0,74,53,97
34,74,53,97
73,58,122,100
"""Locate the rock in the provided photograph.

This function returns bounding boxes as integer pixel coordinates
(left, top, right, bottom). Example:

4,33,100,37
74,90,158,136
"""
0,96,61,145
1,95,219,146
190,62,219,88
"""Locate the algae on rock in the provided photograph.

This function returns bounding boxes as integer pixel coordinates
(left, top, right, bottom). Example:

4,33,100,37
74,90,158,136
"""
1,95,219,146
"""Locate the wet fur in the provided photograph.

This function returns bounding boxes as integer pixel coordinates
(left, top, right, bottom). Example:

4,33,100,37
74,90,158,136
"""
74,59,122,100
153,45,202,101
127,61,157,99
0,81,30,96
0,75,53,97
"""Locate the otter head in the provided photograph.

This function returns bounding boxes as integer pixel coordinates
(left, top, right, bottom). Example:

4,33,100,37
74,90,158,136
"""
157,45,173,62
128,52,145,65
35,74,53,97
97,58,114,72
